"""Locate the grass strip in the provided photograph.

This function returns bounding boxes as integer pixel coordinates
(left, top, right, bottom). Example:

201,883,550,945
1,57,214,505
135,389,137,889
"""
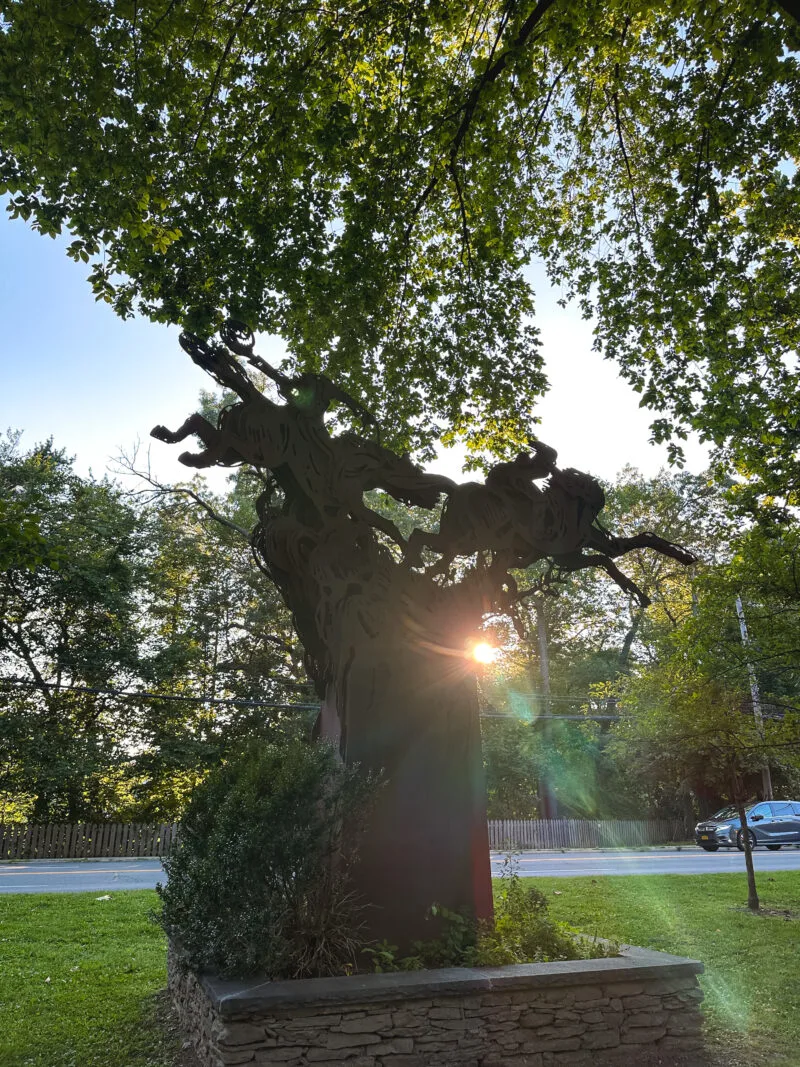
0,890,177,1067
529,870,800,1064
1,873,798,1066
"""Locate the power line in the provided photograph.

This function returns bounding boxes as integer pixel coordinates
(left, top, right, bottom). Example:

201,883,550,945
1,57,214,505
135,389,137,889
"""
482,711,620,721
0,677,622,720
0,676,318,711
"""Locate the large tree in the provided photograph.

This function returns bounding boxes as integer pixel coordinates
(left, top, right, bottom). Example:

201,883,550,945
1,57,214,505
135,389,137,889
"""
3,0,794,943
1,1,799,489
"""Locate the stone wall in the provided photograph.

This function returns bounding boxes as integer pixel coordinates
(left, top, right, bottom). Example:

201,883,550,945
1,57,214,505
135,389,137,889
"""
168,945,704,1067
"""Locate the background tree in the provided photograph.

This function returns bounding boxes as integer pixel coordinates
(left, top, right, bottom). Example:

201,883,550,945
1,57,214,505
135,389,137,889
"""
126,481,309,818
0,434,141,819
478,466,736,821
613,663,800,911
610,517,800,858
0,434,308,821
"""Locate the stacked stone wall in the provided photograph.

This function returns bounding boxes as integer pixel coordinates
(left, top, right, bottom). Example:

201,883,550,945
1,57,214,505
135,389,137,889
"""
168,947,704,1067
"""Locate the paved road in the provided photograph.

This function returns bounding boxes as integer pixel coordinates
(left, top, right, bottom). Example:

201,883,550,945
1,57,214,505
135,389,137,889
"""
2,847,800,893
491,846,800,878
0,858,164,893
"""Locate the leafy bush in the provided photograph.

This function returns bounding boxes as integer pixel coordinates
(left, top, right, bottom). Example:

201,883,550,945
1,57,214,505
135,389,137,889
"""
364,860,615,972
363,904,478,972
474,863,614,965
156,738,375,980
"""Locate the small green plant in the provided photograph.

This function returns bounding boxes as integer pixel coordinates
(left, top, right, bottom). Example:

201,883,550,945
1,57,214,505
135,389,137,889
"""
362,940,424,973
475,857,615,965
156,737,376,980
364,859,614,973
412,903,480,968
362,906,476,973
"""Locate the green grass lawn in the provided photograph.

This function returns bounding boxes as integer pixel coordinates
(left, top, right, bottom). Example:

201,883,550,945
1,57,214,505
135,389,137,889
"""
535,871,800,1066
0,891,179,1067
0,874,798,1067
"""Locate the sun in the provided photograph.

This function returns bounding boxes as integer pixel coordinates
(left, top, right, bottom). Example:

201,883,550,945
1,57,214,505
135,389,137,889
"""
471,641,498,665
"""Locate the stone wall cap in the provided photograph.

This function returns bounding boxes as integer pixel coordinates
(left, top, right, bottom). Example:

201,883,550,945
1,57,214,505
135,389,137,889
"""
198,945,703,1016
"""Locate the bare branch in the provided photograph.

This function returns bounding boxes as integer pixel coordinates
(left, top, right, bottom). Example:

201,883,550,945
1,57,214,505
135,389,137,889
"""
114,447,251,539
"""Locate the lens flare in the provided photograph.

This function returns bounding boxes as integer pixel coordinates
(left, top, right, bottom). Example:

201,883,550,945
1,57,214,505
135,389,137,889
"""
471,641,498,665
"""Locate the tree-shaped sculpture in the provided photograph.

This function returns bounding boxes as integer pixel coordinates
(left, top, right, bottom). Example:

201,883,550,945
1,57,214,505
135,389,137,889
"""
152,320,695,947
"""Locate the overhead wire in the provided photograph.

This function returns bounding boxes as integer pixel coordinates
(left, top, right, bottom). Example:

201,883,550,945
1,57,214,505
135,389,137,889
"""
0,676,318,711
0,676,621,720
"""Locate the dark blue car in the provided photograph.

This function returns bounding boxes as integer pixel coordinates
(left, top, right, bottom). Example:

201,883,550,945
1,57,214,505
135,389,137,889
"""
695,800,800,852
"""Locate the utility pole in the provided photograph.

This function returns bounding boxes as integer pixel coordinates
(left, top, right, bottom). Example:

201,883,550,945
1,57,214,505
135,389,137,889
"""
735,595,773,800
535,601,558,820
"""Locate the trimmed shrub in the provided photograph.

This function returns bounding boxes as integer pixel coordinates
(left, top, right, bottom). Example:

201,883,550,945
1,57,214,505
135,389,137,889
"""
156,738,375,979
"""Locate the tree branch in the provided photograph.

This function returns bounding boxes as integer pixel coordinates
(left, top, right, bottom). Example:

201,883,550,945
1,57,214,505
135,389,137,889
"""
0,618,57,710
449,0,560,164
404,0,560,237
449,161,474,277
610,89,641,245
192,0,257,151
777,1,800,25
114,448,251,539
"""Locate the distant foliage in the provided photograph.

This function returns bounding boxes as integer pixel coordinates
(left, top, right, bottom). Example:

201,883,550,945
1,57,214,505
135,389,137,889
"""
0,432,307,823
157,739,377,980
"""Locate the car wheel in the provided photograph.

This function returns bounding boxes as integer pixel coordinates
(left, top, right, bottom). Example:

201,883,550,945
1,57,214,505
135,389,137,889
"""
766,844,781,851
736,829,757,852
699,843,719,852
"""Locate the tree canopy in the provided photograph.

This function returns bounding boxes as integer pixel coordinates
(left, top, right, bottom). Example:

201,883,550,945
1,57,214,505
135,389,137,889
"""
1,1,799,478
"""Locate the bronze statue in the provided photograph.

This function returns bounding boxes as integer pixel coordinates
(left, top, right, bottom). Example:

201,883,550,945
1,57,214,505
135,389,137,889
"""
152,319,695,949
152,331,451,546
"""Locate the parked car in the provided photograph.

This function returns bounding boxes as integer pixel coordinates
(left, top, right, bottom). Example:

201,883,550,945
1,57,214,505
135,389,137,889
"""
695,800,800,852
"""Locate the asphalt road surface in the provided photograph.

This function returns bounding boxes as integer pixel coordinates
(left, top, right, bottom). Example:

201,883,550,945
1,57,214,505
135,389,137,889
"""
2,847,800,893
0,858,165,893
491,846,800,878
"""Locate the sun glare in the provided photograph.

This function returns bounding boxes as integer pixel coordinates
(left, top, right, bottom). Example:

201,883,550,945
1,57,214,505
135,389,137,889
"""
471,641,497,665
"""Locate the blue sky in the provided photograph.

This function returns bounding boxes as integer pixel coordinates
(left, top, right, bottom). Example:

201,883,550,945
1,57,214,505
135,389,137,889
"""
0,210,709,486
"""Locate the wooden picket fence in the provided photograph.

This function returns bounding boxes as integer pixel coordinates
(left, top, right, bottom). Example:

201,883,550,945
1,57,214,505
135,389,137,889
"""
488,818,686,850
0,819,685,860
0,823,178,860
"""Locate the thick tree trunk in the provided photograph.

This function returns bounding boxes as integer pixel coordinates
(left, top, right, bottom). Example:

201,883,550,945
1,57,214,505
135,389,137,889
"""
262,501,496,951
316,595,493,950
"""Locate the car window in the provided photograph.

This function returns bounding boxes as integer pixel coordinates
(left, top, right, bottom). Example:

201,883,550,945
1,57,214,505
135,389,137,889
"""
770,802,793,815
792,803,800,817
711,805,738,820
749,804,771,818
